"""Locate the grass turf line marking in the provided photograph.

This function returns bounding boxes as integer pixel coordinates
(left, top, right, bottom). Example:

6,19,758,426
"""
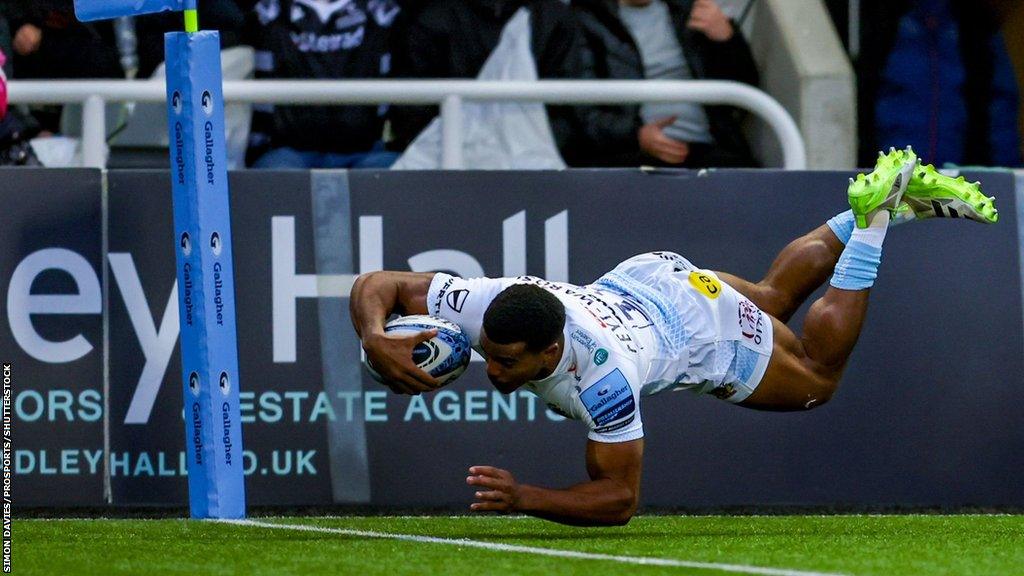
220,519,847,576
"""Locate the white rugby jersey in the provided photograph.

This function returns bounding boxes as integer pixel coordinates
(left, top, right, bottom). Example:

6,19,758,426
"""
425,252,775,443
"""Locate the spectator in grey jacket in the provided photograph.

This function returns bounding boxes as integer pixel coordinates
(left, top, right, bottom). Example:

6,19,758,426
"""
567,0,760,167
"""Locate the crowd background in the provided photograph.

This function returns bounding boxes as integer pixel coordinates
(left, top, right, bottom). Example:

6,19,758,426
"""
0,0,1021,169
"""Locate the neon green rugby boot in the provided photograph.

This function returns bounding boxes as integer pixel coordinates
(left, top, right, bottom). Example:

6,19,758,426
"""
900,162,999,224
848,146,918,228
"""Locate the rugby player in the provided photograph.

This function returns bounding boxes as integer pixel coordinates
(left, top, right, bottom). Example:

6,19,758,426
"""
349,147,998,526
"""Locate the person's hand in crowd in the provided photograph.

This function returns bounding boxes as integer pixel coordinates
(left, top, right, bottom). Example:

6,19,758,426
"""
687,0,734,42
639,117,689,164
13,24,43,56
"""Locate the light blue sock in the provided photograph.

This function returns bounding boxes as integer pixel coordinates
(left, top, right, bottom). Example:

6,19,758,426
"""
827,208,911,246
830,240,883,290
826,210,855,245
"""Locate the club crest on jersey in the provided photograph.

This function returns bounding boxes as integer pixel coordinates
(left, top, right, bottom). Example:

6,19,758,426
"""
689,270,721,299
594,349,608,365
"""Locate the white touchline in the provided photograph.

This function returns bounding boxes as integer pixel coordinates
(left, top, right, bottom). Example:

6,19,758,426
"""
219,519,849,576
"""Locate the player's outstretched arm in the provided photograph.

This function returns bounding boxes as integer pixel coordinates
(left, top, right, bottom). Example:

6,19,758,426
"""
349,271,440,394
467,438,643,526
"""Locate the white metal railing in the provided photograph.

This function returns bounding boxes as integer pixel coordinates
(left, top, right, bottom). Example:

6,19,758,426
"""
8,79,807,170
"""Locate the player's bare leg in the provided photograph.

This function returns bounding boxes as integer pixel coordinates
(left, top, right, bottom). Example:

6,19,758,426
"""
715,224,844,323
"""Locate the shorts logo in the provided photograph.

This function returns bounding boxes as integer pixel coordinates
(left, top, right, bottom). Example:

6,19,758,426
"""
689,271,721,299
594,348,608,365
446,289,469,313
710,383,737,400
738,299,765,346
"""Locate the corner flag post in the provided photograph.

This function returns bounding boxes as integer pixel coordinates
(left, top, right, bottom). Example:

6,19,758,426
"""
75,0,246,520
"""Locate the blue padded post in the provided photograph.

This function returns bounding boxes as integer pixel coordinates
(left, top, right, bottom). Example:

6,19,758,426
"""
166,30,246,519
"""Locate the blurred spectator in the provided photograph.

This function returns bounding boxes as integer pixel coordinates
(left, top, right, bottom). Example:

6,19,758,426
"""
0,46,42,167
568,0,759,167
246,0,400,169
5,1,122,132
0,49,7,121
389,0,588,158
0,7,11,74
858,0,1022,167
135,0,246,78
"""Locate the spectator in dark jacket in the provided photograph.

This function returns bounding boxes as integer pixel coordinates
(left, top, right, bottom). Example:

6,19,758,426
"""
0,7,11,76
247,0,400,169
389,0,588,156
5,1,122,132
5,1,121,79
567,0,760,167
135,0,247,78
0,49,7,121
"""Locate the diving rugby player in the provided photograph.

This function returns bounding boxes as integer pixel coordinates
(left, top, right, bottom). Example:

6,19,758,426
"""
350,148,997,526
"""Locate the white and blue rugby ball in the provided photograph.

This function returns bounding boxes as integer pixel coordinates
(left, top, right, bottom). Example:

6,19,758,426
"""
364,315,472,386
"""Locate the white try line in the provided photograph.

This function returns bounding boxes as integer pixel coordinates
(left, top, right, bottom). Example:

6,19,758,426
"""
219,519,848,576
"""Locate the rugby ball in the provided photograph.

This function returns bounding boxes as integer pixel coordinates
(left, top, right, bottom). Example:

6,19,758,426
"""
364,315,472,386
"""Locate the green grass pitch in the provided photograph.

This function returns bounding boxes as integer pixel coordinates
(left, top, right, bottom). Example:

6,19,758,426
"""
19,514,1024,575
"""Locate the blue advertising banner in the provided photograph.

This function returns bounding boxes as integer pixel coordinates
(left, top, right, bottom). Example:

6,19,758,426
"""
2,168,1021,510
0,169,104,506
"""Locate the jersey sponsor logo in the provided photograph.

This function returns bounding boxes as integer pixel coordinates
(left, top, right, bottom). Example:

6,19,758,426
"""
688,270,721,299
570,329,597,353
580,369,635,427
293,0,356,25
431,276,454,315
738,299,765,346
446,289,469,313
594,414,636,434
594,348,608,365
289,27,364,52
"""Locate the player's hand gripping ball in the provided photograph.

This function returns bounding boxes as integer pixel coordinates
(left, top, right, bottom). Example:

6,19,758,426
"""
364,315,472,386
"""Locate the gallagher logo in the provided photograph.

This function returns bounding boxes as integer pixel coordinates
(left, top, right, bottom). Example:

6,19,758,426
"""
210,232,223,256
180,232,192,256
188,371,200,397
201,90,214,116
